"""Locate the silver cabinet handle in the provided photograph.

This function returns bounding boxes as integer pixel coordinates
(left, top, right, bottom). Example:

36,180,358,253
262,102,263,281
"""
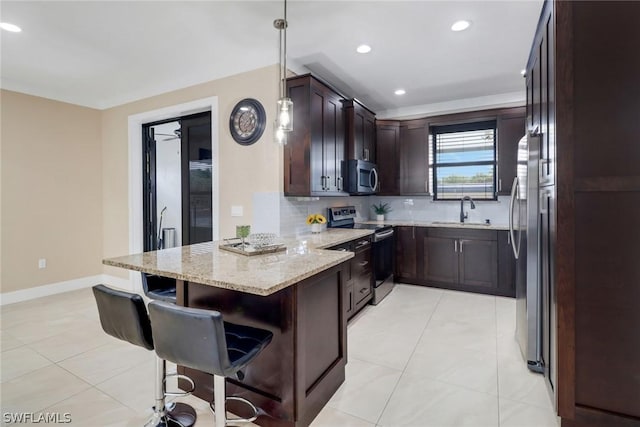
499,179,502,192
358,261,369,267
459,240,463,253
364,148,370,161
321,175,326,190
326,176,331,190
337,176,343,191
454,240,458,252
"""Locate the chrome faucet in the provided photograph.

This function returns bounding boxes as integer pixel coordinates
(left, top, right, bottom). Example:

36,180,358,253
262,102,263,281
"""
460,196,476,223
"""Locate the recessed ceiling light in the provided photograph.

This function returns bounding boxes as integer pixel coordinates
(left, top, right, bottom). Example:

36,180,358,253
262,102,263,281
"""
356,44,372,54
0,22,22,33
394,89,406,96
451,20,471,32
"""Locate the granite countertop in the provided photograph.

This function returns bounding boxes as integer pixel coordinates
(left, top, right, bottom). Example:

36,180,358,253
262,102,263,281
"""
359,220,509,231
103,228,373,296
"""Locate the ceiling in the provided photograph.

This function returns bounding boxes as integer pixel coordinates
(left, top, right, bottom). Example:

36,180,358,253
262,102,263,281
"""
0,1,543,116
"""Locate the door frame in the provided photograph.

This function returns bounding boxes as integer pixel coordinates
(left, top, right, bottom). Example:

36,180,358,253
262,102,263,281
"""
127,97,219,291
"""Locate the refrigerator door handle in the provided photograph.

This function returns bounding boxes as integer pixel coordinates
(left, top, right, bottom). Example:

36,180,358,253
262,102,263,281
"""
509,176,520,259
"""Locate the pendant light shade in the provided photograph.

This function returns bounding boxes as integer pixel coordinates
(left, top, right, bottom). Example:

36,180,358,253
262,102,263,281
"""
274,0,293,144
277,97,293,132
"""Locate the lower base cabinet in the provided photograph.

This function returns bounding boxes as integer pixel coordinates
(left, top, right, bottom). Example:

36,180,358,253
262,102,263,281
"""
395,226,515,297
329,236,373,319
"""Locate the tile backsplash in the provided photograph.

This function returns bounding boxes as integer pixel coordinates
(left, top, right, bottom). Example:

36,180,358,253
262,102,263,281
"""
252,192,510,237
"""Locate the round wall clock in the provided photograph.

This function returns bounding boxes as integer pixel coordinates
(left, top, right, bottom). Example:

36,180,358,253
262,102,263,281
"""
229,98,266,145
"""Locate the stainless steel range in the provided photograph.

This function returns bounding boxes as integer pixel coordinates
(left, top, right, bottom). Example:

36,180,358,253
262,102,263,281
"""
327,206,395,304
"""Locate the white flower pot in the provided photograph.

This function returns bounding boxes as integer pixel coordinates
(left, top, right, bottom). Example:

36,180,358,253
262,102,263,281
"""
376,214,385,222
311,223,322,234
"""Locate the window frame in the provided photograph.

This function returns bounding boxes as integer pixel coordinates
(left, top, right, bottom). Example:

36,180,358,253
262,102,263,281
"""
431,120,498,201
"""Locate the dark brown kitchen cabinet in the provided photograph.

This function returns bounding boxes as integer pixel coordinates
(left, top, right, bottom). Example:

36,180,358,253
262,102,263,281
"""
375,120,400,195
284,74,347,196
497,111,526,195
345,99,376,163
394,226,419,282
526,2,640,425
328,236,372,320
497,230,516,297
422,228,499,295
399,119,429,195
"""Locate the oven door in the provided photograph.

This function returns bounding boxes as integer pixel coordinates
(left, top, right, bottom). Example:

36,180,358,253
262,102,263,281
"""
347,160,378,195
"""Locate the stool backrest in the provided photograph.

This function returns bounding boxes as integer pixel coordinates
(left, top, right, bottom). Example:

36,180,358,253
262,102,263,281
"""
148,301,230,376
92,284,154,351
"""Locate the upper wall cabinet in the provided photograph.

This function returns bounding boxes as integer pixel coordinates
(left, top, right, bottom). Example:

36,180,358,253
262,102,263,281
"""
399,119,430,195
375,120,400,195
344,100,376,163
497,109,526,195
284,75,348,196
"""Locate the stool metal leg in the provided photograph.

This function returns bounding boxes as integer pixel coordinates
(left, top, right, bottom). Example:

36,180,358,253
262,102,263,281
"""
214,374,227,427
146,357,197,427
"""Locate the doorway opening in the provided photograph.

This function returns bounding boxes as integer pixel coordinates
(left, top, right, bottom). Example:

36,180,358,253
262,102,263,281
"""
142,111,213,251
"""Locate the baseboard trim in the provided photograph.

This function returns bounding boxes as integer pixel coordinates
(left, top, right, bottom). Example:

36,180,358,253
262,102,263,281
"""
0,274,133,306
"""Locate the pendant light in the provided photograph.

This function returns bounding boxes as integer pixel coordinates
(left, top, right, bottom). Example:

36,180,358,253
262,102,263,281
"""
274,0,293,144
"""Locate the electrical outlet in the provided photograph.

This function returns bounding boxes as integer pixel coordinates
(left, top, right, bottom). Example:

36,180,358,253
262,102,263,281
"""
231,205,243,217
38,258,47,269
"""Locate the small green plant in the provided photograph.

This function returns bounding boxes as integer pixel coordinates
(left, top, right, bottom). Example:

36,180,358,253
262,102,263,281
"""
372,203,392,215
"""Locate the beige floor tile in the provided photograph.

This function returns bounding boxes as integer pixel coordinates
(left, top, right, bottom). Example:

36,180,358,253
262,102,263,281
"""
378,374,499,427
404,343,499,395
499,397,559,427
419,319,497,355
0,330,25,352
311,405,376,427
328,358,402,423
58,341,154,385
0,365,91,414
37,387,137,427
27,321,113,362
95,359,155,413
1,346,53,382
6,314,88,345
497,352,554,410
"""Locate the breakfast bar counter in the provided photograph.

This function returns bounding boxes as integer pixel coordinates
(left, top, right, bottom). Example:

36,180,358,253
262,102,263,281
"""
103,228,373,427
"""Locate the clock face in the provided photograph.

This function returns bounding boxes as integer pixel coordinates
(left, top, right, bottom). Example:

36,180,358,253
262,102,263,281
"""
229,99,266,145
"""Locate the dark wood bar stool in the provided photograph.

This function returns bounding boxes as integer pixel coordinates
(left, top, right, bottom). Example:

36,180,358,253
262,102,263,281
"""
141,273,177,303
148,301,273,427
92,284,196,427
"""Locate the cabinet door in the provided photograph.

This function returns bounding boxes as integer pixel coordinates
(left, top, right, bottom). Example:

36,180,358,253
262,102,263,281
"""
323,91,343,193
399,119,429,195
310,85,326,194
539,187,556,392
497,230,516,297
376,121,400,195
345,283,354,318
363,111,376,163
497,114,525,195
395,226,417,282
424,235,458,285
458,238,498,289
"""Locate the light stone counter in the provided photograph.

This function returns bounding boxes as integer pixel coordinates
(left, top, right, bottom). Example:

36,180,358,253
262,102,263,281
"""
359,220,509,231
102,228,373,296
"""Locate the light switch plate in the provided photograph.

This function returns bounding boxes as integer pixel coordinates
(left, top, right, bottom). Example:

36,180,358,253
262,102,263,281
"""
231,205,243,217
38,258,47,269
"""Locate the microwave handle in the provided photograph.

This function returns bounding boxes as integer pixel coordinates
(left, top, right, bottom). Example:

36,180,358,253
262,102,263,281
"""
370,168,379,192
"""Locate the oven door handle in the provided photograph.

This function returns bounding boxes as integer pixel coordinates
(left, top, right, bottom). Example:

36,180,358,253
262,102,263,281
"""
374,229,394,241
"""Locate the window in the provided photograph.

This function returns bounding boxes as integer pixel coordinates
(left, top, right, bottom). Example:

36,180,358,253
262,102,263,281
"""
431,120,497,200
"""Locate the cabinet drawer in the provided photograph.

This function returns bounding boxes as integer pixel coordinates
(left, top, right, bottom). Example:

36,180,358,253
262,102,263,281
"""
426,227,497,241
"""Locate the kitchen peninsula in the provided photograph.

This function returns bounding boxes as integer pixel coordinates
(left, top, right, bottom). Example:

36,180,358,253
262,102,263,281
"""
103,228,373,427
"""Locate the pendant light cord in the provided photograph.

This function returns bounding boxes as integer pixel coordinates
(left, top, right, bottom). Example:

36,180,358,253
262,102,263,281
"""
283,0,287,99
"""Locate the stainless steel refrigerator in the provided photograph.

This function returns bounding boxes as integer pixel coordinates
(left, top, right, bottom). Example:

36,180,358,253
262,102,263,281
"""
511,133,544,373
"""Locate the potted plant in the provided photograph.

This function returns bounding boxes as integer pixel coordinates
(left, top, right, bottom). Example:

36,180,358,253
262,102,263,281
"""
306,213,327,233
372,203,392,222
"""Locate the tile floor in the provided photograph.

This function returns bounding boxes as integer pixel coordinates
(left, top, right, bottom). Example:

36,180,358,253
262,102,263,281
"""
0,284,559,427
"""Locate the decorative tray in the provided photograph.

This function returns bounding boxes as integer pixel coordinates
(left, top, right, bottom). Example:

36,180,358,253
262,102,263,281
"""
219,238,286,256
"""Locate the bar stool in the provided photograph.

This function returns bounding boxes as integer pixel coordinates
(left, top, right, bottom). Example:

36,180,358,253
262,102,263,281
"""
92,285,196,427
141,272,177,303
148,301,273,427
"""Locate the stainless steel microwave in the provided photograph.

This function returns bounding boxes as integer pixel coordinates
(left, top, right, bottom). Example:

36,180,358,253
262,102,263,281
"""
346,159,378,195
